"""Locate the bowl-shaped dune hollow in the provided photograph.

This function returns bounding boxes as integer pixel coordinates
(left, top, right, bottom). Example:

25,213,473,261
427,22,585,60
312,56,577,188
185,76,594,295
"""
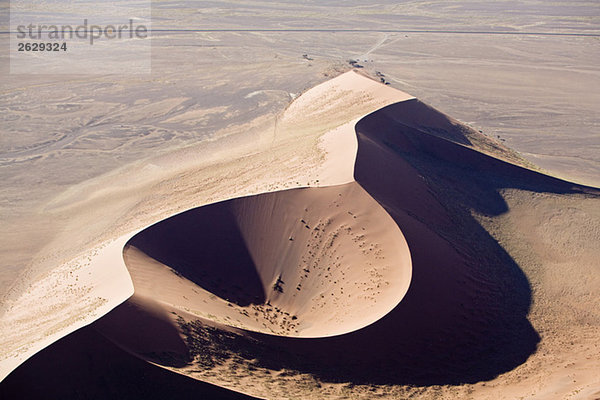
123,182,412,338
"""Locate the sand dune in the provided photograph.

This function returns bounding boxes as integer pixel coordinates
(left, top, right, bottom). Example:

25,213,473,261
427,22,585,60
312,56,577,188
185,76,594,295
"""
123,182,411,338
0,70,411,381
2,71,599,399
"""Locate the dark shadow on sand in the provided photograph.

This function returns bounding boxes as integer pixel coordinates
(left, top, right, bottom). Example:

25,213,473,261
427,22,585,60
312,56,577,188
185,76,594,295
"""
92,296,192,368
127,203,266,307
0,324,259,400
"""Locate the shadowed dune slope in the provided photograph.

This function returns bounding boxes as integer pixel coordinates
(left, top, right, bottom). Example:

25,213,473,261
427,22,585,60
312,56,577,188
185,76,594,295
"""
123,182,412,338
0,322,260,400
357,97,531,167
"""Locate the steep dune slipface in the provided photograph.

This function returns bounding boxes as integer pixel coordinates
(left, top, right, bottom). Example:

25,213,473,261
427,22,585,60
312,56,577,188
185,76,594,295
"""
124,182,411,337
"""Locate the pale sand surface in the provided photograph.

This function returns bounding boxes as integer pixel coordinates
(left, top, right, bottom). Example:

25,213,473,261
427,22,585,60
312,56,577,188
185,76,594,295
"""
2,71,598,400
0,235,134,381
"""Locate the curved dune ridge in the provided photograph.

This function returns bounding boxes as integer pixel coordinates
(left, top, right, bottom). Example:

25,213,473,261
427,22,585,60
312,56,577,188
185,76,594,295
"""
124,182,411,338
3,71,599,399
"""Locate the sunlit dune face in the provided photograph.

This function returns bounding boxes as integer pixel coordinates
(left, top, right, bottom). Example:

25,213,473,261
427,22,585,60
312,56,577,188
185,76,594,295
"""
123,182,411,338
